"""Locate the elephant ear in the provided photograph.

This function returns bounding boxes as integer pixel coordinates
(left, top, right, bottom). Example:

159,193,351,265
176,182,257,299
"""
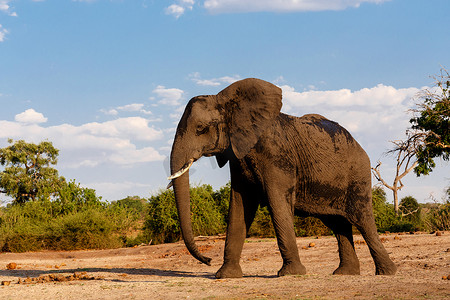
217,78,282,159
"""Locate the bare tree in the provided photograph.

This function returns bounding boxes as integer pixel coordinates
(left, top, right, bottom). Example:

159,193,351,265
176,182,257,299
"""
372,68,449,215
371,132,423,214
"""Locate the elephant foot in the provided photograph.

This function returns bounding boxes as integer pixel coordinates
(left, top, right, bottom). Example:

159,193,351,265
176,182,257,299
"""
375,261,397,275
333,264,360,275
215,262,243,279
277,261,306,277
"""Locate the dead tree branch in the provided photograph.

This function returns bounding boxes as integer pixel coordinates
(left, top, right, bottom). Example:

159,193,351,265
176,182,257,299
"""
372,131,422,214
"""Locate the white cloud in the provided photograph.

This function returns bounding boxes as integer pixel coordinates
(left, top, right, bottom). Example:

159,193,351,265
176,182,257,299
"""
110,147,164,165
166,0,195,18
14,109,48,124
203,0,390,14
281,84,419,110
117,103,145,112
102,103,153,116
166,4,186,18
0,115,165,169
101,108,119,116
0,24,7,42
152,85,185,106
189,72,241,86
117,103,152,115
81,117,163,142
0,0,10,12
0,0,17,16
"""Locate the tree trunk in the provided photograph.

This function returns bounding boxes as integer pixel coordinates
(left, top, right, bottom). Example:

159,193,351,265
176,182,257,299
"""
393,188,399,215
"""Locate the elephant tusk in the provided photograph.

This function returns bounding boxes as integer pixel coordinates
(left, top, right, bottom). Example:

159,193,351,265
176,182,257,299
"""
167,158,194,181
166,181,173,189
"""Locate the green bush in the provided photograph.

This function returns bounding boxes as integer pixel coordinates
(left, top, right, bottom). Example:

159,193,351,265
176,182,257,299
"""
212,182,231,223
143,185,227,244
247,206,331,238
248,206,275,237
294,216,332,237
2,181,448,253
0,204,136,252
0,217,49,252
112,196,148,217
371,187,422,232
424,200,450,231
44,209,124,251
372,187,396,231
399,196,422,230
0,187,141,252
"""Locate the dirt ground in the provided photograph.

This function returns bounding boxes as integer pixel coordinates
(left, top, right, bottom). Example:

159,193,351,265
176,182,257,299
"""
0,232,449,299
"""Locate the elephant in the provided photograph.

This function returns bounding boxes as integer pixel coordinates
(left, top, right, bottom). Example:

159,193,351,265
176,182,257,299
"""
167,78,397,278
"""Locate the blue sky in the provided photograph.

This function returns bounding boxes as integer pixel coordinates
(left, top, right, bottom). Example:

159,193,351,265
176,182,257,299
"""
0,0,449,203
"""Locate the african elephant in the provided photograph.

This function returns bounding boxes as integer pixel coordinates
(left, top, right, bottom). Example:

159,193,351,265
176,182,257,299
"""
168,78,397,278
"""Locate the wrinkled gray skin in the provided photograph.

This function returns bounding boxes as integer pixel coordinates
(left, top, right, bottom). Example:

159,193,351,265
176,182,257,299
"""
169,78,397,278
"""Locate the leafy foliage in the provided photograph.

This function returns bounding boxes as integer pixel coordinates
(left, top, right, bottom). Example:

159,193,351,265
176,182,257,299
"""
0,138,447,253
112,196,148,221
371,187,396,231
294,216,332,237
247,206,331,238
0,139,142,252
212,182,231,223
0,196,138,252
410,69,450,175
371,187,420,232
399,196,421,225
0,139,64,203
426,200,450,230
248,206,275,237
143,185,226,244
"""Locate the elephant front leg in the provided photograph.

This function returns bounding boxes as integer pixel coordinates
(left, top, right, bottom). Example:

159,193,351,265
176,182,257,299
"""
267,190,306,276
272,213,306,276
215,186,258,279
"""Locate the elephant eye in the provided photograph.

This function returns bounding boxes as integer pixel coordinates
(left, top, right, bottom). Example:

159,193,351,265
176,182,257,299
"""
196,124,209,135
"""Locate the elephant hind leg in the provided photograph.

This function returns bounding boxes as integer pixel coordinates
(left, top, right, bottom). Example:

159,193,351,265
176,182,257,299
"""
355,218,397,275
349,204,397,275
321,216,360,275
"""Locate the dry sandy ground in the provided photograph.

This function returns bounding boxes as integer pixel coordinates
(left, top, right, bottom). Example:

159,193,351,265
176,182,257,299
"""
0,232,449,299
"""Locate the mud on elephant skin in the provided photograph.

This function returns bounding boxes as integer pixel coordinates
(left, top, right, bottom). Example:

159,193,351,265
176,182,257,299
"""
167,78,397,278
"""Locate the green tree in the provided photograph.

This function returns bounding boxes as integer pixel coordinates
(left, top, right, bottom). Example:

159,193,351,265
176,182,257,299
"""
0,139,64,203
371,187,420,232
54,180,105,214
399,196,421,225
410,69,450,175
114,196,147,211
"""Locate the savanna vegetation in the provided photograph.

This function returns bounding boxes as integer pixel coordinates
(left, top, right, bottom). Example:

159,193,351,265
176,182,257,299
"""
1,174,449,252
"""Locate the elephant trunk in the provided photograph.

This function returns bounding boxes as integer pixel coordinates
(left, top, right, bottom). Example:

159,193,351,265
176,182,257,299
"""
170,153,212,266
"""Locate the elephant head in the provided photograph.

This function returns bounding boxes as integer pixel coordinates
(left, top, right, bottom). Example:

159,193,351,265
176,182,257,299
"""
168,78,282,265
